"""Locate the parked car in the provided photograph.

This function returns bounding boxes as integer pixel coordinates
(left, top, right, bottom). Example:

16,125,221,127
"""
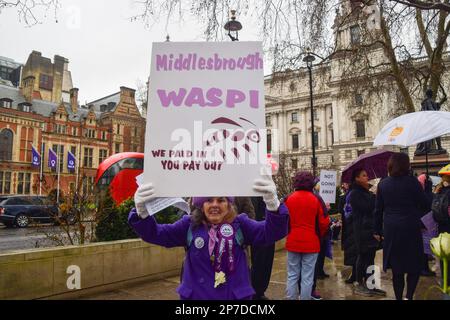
0,195,60,228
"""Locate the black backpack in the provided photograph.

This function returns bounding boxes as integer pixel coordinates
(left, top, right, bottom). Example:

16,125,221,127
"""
431,189,450,224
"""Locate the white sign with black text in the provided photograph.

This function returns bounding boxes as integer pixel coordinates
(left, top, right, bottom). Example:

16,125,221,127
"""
319,170,337,204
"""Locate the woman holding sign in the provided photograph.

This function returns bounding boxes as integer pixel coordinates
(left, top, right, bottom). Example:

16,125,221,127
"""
128,172,288,300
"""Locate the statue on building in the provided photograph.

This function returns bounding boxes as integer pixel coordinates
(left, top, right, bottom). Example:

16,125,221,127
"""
414,89,447,156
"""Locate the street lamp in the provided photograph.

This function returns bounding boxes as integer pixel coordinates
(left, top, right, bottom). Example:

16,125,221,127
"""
303,49,317,177
224,10,242,41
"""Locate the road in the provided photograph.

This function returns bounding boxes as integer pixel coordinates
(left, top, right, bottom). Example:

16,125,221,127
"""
0,223,90,253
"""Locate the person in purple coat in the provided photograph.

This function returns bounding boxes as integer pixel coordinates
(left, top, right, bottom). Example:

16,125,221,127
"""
128,172,289,300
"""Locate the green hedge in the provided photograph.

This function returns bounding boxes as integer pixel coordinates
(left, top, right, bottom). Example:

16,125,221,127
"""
95,194,184,242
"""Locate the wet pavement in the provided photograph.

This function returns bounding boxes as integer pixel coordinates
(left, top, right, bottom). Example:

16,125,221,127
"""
80,242,447,300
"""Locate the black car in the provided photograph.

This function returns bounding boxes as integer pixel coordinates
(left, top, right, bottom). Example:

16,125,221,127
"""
0,195,60,228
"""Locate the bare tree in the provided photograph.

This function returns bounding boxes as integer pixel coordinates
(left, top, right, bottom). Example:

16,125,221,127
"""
390,0,450,12
131,0,450,115
0,0,60,25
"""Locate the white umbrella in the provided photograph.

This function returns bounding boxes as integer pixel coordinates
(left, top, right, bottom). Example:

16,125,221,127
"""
373,111,450,147
373,111,450,175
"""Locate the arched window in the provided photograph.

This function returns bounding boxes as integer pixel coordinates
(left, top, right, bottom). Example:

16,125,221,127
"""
0,129,13,160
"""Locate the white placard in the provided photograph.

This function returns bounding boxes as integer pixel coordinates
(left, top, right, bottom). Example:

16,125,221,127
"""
319,170,337,204
135,174,190,216
144,42,267,197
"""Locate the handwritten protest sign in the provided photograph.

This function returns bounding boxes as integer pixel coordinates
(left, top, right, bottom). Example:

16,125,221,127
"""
319,170,337,204
144,42,266,197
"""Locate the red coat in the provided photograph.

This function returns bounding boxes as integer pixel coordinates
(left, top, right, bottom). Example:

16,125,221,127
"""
285,190,330,253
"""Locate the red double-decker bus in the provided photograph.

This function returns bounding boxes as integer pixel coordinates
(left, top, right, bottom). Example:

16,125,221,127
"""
95,152,144,205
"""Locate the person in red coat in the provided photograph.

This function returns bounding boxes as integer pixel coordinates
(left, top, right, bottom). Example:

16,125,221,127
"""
285,171,330,300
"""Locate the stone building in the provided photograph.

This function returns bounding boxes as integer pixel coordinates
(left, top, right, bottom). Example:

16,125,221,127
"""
0,51,146,197
264,1,450,176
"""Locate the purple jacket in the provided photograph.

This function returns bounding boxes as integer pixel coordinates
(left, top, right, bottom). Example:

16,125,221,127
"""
128,204,289,300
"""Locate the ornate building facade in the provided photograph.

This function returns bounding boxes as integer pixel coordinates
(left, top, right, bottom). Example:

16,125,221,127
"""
264,1,450,176
0,51,146,196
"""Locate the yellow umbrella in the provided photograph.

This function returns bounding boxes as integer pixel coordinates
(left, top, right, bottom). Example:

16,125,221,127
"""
439,163,450,176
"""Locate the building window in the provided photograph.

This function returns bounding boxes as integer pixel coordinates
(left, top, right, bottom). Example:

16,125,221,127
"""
116,124,120,135
330,129,334,145
134,127,138,137
400,147,409,154
291,159,298,170
0,171,12,194
292,134,299,150
55,124,66,135
17,172,31,195
84,129,96,139
291,112,298,123
356,120,366,138
39,74,53,90
355,93,363,105
0,129,13,161
313,132,319,148
52,145,65,172
329,105,333,119
350,25,361,44
99,149,108,165
0,99,12,108
115,143,121,154
266,115,272,127
72,127,77,136
267,134,272,153
18,103,31,112
82,176,95,195
310,109,319,122
83,148,93,168
357,149,366,157
101,131,107,140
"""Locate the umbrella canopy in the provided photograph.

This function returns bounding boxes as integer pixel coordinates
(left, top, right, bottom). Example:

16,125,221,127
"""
373,111,450,147
438,163,450,176
341,149,395,183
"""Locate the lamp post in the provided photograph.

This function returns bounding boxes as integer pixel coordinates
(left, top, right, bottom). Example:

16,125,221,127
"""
303,49,317,177
224,10,242,41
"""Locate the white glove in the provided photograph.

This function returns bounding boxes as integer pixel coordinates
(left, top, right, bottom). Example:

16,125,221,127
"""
253,168,280,212
134,183,155,219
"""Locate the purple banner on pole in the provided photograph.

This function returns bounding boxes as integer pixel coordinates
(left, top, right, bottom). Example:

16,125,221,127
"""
32,146,41,167
48,148,57,170
67,151,76,171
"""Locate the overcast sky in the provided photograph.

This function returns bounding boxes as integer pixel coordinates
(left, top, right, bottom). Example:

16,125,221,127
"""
0,0,263,103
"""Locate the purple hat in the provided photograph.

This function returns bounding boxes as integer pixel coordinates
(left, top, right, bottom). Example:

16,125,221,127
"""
192,197,235,209
292,171,315,191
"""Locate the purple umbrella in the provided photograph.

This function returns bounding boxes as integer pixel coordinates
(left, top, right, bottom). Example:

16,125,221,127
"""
341,149,395,183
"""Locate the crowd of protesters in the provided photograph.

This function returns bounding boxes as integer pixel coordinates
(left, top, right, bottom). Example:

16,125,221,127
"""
129,152,450,300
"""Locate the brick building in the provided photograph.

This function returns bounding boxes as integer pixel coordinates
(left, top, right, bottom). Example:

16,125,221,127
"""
0,51,146,196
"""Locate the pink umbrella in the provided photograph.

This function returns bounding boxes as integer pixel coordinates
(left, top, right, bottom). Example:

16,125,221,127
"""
341,149,395,183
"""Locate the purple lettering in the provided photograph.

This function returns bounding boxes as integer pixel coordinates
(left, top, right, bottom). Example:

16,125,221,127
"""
206,58,214,70
156,55,167,71
157,89,187,107
214,54,222,70
199,58,206,70
249,90,259,108
185,87,206,107
206,88,222,107
226,90,245,108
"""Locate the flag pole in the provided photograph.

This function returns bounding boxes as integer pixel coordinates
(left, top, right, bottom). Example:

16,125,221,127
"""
57,142,61,204
39,142,44,196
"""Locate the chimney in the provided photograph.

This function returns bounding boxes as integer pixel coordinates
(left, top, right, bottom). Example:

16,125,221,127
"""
70,88,79,113
22,75,36,102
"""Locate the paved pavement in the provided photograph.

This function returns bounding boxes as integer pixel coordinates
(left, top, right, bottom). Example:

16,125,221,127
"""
80,242,446,300
0,223,84,253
